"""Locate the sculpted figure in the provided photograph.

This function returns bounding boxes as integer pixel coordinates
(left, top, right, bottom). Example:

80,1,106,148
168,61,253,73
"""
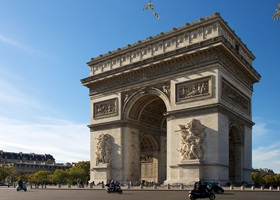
177,119,206,160
95,134,112,165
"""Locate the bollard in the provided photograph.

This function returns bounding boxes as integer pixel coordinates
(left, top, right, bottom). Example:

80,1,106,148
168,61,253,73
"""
277,186,280,191
153,184,157,189
251,186,255,190
167,184,170,190
269,186,273,190
261,186,264,190
230,185,233,190
240,186,244,190
140,184,143,189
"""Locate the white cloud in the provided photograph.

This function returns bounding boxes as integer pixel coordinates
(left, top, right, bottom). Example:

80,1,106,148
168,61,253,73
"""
253,144,280,173
0,34,32,53
0,67,90,163
0,117,90,163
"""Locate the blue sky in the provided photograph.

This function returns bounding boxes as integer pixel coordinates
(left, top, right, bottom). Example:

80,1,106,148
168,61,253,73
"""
0,1,279,173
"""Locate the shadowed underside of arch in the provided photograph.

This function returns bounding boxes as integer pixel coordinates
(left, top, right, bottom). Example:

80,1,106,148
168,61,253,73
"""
128,94,167,129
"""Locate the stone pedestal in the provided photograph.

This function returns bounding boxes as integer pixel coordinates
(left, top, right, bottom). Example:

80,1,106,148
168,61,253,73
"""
177,160,203,184
91,163,111,183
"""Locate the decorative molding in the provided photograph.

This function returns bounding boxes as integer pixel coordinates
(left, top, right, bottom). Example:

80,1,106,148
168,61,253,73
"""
93,98,118,118
176,76,213,103
87,13,254,76
222,78,251,115
89,52,220,94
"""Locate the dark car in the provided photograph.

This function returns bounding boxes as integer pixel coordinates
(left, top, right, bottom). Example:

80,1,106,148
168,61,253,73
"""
0,182,9,187
201,181,224,194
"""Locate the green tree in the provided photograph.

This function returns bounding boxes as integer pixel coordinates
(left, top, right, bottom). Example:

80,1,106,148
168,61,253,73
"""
4,166,18,183
273,3,280,21
0,166,9,181
274,174,280,185
252,172,261,185
67,161,90,183
49,169,68,184
263,175,276,186
33,170,52,184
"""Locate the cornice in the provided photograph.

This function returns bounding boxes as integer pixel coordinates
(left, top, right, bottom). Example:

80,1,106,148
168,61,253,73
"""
165,103,254,127
87,103,254,131
82,12,259,83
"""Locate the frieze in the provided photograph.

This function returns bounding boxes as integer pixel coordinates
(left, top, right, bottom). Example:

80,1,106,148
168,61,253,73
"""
221,79,250,114
93,98,118,118
89,53,220,94
176,76,212,103
219,53,253,90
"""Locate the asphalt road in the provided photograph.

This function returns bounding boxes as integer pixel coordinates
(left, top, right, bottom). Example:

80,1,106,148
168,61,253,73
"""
0,187,279,200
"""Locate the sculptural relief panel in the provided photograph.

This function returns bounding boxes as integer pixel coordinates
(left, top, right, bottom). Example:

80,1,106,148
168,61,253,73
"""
221,78,251,114
176,76,213,103
95,133,112,165
94,98,118,118
177,119,207,160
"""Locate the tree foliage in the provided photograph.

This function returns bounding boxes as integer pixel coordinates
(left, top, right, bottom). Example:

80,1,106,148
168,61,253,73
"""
0,167,9,181
273,3,280,21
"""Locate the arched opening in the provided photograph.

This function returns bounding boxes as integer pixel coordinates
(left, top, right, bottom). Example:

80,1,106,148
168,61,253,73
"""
229,125,243,184
125,92,167,184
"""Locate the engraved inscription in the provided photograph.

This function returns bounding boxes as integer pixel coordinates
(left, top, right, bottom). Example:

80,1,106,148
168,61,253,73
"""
222,79,250,114
94,98,117,118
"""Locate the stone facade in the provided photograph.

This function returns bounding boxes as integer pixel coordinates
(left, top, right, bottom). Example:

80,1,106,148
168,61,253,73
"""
0,150,71,174
81,13,261,185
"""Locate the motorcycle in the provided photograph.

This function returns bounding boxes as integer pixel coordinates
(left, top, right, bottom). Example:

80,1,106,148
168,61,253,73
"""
188,188,215,200
16,183,27,192
105,183,122,194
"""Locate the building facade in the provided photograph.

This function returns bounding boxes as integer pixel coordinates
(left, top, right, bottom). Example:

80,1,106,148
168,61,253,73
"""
0,150,71,174
81,13,261,185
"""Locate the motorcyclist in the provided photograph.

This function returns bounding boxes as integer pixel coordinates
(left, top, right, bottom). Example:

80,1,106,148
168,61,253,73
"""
18,180,23,189
194,181,207,195
109,180,115,192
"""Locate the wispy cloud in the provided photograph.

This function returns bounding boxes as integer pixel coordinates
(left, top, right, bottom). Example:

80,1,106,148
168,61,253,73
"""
252,117,280,173
0,67,89,163
0,34,32,53
0,117,89,163
253,144,280,173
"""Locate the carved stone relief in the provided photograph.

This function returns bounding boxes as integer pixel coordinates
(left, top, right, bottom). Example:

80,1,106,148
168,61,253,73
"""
95,133,112,165
177,119,206,160
222,79,250,114
94,98,117,118
176,76,212,103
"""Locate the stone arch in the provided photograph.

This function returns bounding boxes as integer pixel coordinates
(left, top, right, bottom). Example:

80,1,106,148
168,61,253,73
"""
122,88,168,184
229,123,244,184
122,87,171,120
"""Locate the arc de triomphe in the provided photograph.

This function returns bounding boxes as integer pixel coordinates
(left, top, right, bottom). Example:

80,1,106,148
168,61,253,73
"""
81,13,260,185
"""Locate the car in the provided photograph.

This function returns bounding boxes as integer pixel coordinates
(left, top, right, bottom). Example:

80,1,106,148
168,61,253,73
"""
0,182,9,187
201,181,224,194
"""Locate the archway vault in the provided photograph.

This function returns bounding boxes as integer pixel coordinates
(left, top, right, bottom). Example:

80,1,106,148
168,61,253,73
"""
122,88,168,184
122,87,170,129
